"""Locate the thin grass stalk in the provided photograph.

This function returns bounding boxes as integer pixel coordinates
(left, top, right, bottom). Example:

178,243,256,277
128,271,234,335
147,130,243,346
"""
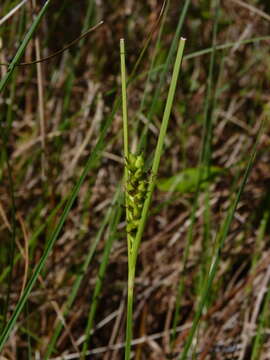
197,0,220,304
133,0,169,152
249,209,270,359
120,39,129,182
120,38,134,360
0,198,65,284
0,1,51,331
192,4,220,352
105,3,168,100
78,1,96,53
138,0,190,151
123,37,186,360
104,35,270,100
170,221,193,346
178,121,264,360
171,2,220,345
0,0,28,27
0,88,115,352
60,0,95,119
5,66,18,136
120,36,133,282
251,283,270,360
0,43,18,329
127,35,270,94
133,38,186,262
126,0,168,85
252,210,269,271
45,31,157,357
81,199,122,360
26,301,32,360
147,0,190,123
0,0,51,96
0,149,16,331
44,197,118,359
201,1,219,169
43,99,121,358
125,265,135,360
184,35,270,61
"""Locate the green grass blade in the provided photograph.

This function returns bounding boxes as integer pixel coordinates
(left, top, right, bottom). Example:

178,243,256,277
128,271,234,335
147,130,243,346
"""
251,283,270,360
80,196,122,359
105,35,270,99
184,36,270,61
133,0,169,151
134,38,186,261
0,197,65,284
195,0,220,311
123,37,186,360
0,0,51,336
44,189,121,359
0,0,51,95
138,0,190,151
172,2,220,345
250,210,270,359
0,94,114,352
178,121,264,360
59,0,95,120
45,27,158,357
120,39,129,171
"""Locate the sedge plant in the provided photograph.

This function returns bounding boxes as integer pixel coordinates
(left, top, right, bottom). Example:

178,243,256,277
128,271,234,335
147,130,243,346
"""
120,37,186,359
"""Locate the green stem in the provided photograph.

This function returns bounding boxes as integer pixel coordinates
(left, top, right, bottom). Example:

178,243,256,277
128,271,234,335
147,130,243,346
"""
178,121,264,360
81,198,122,360
134,37,186,262
0,0,51,96
0,82,114,354
123,37,186,360
120,38,133,360
125,265,135,360
120,39,129,163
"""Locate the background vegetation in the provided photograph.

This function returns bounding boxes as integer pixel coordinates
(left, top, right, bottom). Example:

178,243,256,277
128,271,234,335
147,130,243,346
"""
0,0,270,359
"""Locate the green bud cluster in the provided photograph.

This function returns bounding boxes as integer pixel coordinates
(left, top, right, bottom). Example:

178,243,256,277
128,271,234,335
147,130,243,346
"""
125,153,148,240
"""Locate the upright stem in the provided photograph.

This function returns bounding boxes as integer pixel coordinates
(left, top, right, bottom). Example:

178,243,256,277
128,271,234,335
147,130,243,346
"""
120,38,134,359
133,38,186,262
121,37,186,360
120,39,129,165
125,265,135,360
120,38,132,258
